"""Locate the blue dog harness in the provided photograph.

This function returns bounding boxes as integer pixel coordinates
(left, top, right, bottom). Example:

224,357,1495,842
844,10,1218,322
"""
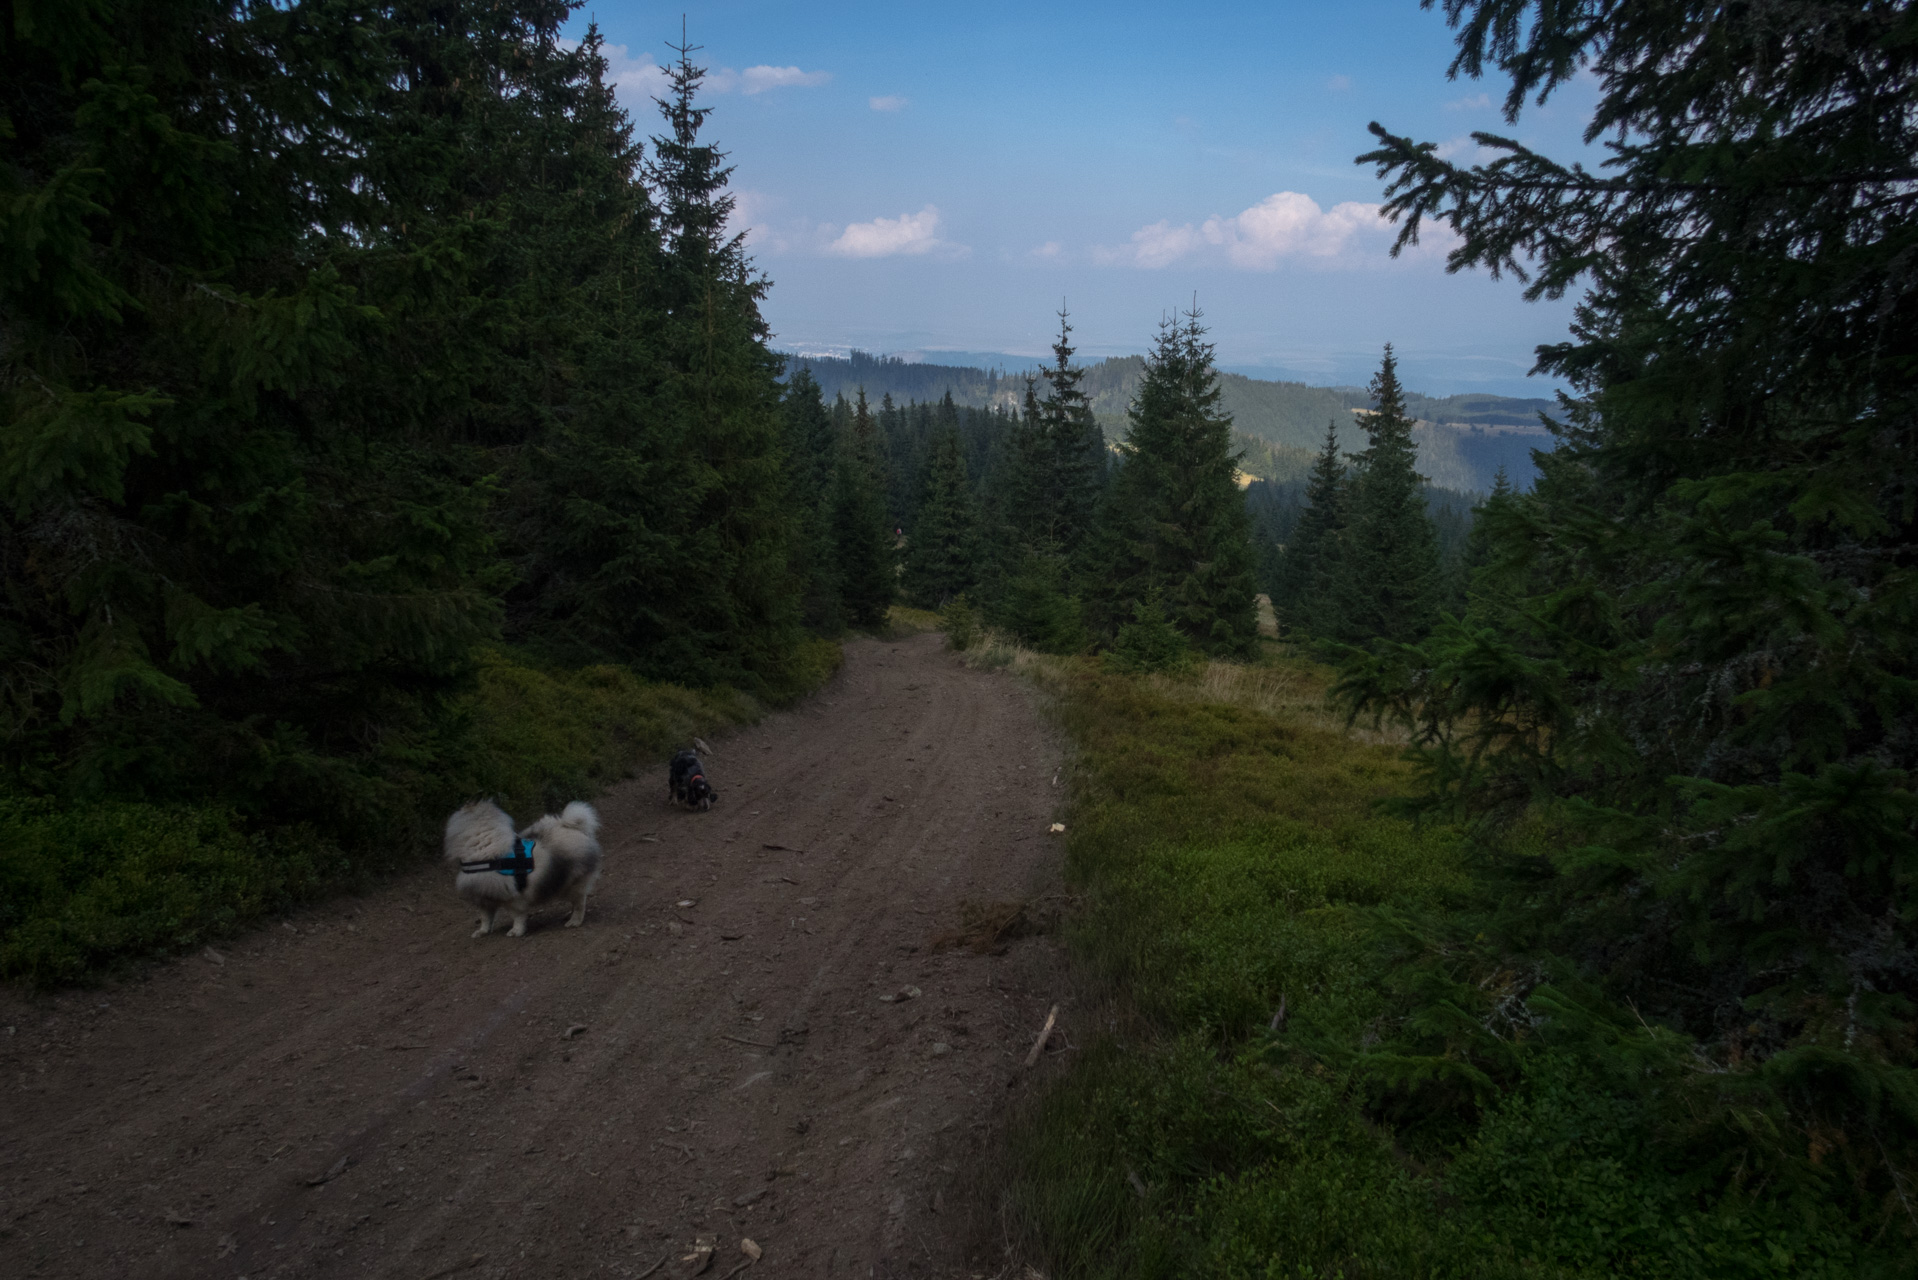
460,837,536,891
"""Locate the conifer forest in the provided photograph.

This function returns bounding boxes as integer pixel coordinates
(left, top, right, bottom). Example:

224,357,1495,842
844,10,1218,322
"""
2,1,1914,1276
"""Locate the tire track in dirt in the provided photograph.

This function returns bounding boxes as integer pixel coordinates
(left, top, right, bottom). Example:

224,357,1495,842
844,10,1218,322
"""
0,632,1072,1279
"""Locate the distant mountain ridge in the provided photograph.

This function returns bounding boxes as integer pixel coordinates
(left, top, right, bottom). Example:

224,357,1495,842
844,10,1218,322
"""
782,350,1555,494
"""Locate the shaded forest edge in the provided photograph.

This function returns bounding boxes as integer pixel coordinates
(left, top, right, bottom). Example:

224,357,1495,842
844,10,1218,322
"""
3,3,844,985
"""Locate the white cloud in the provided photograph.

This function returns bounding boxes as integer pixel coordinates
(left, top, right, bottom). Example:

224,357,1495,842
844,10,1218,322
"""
595,43,671,105
828,205,956,258
1099,191,1454,270
1095,220,1205,268
733,64,831,94
582,44,829,104
869,94,909,112
726,188,778,248
1436,134,1501,165
1031,240,1063,259
1446,92,1493,111
1326,74,1352,92
1203,192,1383,267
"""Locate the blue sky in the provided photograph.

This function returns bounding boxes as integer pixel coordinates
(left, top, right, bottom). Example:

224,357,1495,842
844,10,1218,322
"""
567,1,1601,396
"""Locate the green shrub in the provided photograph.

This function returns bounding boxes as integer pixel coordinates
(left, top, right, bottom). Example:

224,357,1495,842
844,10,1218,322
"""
940,594,981,651
1105,596,1193,674
1006,657,1910,1277
0,797,341,985
998,554,1088,654
452,648,761,817
1,641,841,985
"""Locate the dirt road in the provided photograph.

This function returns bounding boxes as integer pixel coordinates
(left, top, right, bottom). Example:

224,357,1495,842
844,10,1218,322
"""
0,633,1072,1279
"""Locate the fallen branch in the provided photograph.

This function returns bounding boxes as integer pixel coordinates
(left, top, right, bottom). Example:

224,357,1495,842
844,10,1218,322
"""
721,1034,777,1049
634,1252,670,1279
1024,1005,1060,1068
419,1254,484,1280
305,1154,351,1187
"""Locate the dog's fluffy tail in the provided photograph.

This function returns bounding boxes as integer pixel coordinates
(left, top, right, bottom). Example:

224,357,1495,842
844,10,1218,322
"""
557,800,600,838
444,800,515,865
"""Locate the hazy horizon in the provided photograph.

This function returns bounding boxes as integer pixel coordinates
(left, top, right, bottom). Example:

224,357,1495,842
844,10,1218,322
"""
565,0,1599,401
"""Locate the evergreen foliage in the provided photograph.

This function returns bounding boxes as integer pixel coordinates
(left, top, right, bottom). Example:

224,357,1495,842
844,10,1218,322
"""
779,366,841,632
901,426,980,607
1271,421,1351,637
997,551,1087,655
1096,310,1259,656
1,1,809,903
1333,346,1442,645
829,390,896,629
1105,594,1192,674
1004,310,1107,562
1457,464,1514,618
1335,0,1918,1233
937,594,979,652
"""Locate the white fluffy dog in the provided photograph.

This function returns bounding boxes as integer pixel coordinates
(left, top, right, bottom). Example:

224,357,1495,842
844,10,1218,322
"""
443,800,602,937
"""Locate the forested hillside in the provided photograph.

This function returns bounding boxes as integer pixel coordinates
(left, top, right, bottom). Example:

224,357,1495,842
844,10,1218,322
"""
792,350,1550,492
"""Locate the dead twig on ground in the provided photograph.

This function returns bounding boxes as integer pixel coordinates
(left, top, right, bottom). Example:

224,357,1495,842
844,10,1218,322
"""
1024,1005,1060,1068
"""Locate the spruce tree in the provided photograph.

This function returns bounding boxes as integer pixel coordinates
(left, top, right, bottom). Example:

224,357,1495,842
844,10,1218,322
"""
1338,2,1918,1216
1001,312,1107,563
1097,309,1259,656
1457,465,1514,622
830,389,895,629
588,31,795,687
1274,421,1351,637
1002,375,1052,554
780,366,841,632
902,427,981,607
1033,307,1108,564
1334,345,1440,644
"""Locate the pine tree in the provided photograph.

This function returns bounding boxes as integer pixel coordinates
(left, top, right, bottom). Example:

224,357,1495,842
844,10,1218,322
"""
1334,345,1440,644
1338,2,1918,1212
1000,311,1107,564
902,427,981,608
639,32,800,685
1274,421,1350,637
1033,307,1108,564
1002,375,1051,554
830,389,895,629
780,366,841,632
1457,465,1514,622
1096,309,1259,655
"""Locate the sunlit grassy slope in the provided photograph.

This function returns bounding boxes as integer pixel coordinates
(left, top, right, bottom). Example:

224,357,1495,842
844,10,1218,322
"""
995,643,1881,1279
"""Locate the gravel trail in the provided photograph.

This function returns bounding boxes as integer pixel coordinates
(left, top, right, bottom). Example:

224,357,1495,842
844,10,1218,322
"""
0,632,1071,1279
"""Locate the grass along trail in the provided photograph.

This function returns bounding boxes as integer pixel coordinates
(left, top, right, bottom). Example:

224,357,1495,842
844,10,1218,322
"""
0,632,1072,1280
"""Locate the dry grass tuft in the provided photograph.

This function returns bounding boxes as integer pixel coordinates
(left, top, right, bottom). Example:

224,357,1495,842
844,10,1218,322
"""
932,895,1072,954
1144,654,1404,746
883,605,944,638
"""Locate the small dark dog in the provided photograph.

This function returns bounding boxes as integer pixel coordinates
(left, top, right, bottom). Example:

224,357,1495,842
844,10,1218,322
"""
668,749,718,811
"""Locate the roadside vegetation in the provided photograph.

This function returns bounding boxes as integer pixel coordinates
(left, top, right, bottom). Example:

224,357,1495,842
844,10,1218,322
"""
0,643,841,986
983,638,1902,1277
982,3,1918,1274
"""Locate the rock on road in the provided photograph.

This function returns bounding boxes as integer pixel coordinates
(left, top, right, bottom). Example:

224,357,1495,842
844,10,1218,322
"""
0,632,1071,1279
